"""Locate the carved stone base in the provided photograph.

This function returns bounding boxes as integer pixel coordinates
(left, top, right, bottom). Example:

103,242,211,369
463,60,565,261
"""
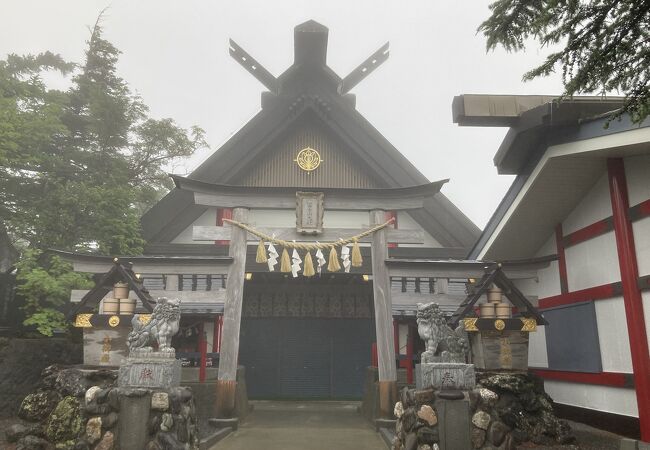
118,352,181,388
415,363,476,391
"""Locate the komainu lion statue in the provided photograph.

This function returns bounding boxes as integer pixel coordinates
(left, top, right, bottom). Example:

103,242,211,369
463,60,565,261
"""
416,302,469,364
127,297,181,353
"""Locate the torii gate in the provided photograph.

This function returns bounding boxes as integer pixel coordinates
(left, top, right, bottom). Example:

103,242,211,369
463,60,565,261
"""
172,175,447,418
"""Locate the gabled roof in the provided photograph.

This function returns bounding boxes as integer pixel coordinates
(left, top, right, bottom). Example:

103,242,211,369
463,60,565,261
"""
67,260,155,319
463,97,650,260
448,265,547,327
141,20,479,249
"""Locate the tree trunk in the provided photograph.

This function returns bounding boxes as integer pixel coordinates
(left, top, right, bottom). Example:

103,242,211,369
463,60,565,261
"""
0,222,19,273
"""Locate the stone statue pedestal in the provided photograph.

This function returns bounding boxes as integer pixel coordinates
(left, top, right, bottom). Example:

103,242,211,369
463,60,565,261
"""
118,350,181,388
415,362,476,391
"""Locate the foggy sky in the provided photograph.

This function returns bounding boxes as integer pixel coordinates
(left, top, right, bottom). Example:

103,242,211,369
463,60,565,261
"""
1,0,564,229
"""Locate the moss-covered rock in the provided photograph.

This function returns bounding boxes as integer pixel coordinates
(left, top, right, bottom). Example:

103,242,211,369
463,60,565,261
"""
18,390,61,422
46,396,83,444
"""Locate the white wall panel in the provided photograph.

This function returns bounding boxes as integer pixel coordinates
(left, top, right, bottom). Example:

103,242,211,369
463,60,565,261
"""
528,325,548,368
565,232,620,291
544,381,638,417
633,217,650,276
595,296,633,373
624,154,650,207
171,208,217,244
513,277,540,301
396,212,441,247
643,291,650,353
536,234,562,299
562,173,612,235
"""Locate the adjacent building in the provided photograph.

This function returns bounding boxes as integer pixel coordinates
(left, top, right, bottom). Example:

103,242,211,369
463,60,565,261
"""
456,94,650,440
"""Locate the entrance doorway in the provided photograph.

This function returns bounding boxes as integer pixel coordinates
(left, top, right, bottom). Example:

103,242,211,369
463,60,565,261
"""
239,274,375,399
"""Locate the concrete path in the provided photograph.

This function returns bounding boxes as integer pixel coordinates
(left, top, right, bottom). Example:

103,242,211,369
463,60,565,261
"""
213,401,386,450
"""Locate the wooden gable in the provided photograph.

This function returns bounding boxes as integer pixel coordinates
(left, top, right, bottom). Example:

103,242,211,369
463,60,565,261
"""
238,117,379,189
140,20,481,249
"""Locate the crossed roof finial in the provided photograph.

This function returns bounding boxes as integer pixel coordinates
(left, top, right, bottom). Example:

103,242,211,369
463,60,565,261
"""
228,20,389,96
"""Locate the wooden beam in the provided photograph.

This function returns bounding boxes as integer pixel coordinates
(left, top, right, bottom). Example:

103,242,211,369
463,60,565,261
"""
194,191,430,211
538,282,623,309
171,176,447,211
70,261,232,275
70,289,226,304
216,207,248,418
338,42,389,95
192,226,425,245
385,260,537,280
370,209,397,417
530,368,634,388
228,39,278,94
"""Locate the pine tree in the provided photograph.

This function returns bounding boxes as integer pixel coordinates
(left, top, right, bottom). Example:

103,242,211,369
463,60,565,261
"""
479,0,650,124
0,18,207,334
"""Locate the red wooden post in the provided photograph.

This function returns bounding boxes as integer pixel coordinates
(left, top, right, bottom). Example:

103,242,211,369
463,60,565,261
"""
217,315,223,352
199,323,207,383
212,315,220,353
393,319,399,357
371,343,378,367
608,158,650,442
406,323,414,385
555,223,569,294
215,208,233,246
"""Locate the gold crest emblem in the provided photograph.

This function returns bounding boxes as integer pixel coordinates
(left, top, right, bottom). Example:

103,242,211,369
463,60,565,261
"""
108,315,120,327
494,319,506,331
294,147,322,172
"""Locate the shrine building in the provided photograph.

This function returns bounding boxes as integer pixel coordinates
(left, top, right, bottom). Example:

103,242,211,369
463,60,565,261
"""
63,20,511,416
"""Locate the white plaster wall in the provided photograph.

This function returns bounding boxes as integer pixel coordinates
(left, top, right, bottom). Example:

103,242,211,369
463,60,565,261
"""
594,296,633,373
562,173,612,235
512,277,540,303
171,208,217,244
633,217,650,276
643,291,650,353
565,232,620,291
527,325,548,368
535,234,562,299
544,381,638,417
396,212,441,247
624,154,650,206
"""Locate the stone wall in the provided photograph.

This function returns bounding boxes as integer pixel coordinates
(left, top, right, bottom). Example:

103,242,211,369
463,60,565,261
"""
392,372,575,450
7,365,200,450
0,338,82,416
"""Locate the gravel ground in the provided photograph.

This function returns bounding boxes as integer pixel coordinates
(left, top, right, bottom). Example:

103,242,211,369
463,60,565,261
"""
0,414,636,450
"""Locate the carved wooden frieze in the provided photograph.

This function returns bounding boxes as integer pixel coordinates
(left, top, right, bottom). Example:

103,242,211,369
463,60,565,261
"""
242,288,373,319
